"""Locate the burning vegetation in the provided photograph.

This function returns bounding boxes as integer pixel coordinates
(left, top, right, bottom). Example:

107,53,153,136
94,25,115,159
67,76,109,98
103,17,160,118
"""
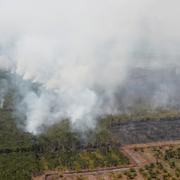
1,0,180,179
1,91,180,179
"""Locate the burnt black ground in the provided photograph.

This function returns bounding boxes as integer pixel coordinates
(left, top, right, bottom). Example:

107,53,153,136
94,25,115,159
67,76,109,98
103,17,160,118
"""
110,117,180,144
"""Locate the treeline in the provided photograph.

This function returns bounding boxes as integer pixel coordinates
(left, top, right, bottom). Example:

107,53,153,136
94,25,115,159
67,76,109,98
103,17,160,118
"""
0,109,128,180
33,118,120,151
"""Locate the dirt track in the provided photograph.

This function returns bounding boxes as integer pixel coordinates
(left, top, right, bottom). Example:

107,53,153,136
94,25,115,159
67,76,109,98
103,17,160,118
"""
123,139,180,149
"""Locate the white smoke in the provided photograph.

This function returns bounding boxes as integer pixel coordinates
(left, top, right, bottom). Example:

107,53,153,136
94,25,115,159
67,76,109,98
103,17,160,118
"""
0,0,180,133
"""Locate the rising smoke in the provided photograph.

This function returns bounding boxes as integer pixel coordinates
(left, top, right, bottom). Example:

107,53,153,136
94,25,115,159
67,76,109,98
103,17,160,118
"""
0,0,180,134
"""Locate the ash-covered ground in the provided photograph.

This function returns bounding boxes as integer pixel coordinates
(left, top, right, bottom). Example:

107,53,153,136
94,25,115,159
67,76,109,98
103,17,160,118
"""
110,117,180,144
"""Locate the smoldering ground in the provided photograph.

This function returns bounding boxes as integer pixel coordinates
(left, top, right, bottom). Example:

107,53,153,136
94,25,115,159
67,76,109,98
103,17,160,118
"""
0,0,180,134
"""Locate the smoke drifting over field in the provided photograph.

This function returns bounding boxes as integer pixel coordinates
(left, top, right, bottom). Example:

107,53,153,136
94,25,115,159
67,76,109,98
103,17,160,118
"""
0,0,180,134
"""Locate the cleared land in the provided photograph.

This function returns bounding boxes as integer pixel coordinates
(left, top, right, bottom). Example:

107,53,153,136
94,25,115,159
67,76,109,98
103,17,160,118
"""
110,116,180,144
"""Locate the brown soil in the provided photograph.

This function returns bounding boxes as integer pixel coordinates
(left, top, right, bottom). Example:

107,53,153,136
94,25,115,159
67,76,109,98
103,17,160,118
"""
122,140,180,167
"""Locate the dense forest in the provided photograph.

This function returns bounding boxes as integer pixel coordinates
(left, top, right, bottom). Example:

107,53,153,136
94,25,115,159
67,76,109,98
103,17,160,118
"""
1,102,180,179
0,71,130,179
0,106,129,180
1,71,180,179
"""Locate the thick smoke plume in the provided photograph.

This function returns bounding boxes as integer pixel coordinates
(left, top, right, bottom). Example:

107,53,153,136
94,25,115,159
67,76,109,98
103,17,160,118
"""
0,0,180,134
